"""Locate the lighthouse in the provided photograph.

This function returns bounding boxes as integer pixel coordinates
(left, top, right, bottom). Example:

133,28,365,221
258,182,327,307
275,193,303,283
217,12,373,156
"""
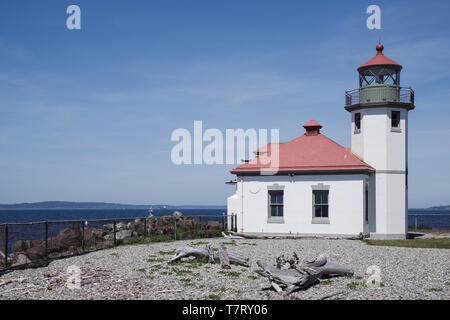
345,43,415,239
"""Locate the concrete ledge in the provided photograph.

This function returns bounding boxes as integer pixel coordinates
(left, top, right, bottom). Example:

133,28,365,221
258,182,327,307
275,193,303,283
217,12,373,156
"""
369,233,406,240
232,231,364,240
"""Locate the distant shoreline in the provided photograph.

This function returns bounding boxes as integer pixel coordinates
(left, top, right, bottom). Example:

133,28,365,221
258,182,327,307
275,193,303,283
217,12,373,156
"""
0,201,226,210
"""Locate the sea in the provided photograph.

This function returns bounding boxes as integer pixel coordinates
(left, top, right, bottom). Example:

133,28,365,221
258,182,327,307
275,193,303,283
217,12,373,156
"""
0,208,448,229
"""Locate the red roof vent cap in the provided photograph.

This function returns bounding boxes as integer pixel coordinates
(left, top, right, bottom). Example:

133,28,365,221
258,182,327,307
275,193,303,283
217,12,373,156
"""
303,120,322,136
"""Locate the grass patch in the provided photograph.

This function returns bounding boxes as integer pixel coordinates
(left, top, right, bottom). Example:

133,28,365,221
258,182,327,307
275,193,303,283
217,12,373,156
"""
221,240,237,246
363,238,450,249
320,279,334,285
190,241,209,246
204,294,221,300
172,268,193,276
347,282,362,289
137,268,146,273
445,282,450,286
428,288,443,292
159,250,176,255
248,275,258,280
147,257,165,263
218,271,241,278
355,276,363,280
242,242,257,246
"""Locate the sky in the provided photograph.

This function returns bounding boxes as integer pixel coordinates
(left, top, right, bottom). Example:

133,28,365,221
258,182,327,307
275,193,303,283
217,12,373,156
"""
0,0,449,207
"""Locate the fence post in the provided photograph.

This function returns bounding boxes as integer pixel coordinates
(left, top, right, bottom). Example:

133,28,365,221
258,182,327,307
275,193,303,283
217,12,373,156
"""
113,220,117,246
174,218,177,241
4,224,8,269
222,212,225,232
45,221,48,260
234,214,237,232
415,215,418,231
144,218,147,238
81,221,85,252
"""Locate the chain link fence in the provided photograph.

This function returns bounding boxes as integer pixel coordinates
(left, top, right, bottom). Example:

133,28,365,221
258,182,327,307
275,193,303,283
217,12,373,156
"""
0,214,237,272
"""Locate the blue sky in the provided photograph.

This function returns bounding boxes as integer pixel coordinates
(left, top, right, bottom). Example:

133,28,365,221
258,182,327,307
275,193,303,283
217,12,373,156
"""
0,0,449,207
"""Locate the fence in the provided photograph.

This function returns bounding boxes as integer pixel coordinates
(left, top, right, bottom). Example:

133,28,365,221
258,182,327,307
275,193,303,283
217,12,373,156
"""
408,214,450,231
0,214,238,272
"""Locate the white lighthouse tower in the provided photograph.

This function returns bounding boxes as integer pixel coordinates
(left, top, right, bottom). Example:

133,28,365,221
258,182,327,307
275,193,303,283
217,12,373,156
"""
345,43,415,239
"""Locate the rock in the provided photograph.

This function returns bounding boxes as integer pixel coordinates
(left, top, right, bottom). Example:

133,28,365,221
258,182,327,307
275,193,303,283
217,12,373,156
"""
206,221,221,229
103,224,114,232
116,222,127,231
55,228,82,250
13,240,27,253
116,230,133,240
173,211,183,217
126,222,132,229
13,254,31,266
25,245,45,261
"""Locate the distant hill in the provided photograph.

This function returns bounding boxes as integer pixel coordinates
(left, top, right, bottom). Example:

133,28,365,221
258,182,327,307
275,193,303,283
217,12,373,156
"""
427,205,450,210
0,201,226,210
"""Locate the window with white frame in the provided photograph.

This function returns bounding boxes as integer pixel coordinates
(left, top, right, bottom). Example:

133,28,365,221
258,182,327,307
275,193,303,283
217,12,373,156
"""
313,190,329,218
268,190,284,218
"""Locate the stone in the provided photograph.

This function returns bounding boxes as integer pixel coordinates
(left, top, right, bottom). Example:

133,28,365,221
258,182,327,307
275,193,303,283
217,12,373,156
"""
206,221,221,229
13,240,27,253
103,224,114,232
55,228,82,250
13,254,31,266
116,230,133,240
25,245,45,261
116,222,127,231
173,211,183,217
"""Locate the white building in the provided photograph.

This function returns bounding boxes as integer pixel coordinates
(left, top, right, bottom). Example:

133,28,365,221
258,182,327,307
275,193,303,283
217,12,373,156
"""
227,44,415,239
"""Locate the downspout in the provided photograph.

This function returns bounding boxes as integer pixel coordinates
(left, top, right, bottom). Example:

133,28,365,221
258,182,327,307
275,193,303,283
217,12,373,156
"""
240,176,244,232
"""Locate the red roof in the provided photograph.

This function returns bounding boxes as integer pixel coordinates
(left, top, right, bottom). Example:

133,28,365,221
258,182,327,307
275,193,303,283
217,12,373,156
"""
358,43,402,70
231,121,374,175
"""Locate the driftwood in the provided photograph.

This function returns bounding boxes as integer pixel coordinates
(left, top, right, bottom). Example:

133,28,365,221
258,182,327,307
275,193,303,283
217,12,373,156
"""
169,245,249,267
221,232,244,239
228,232,267,239
256,253,353,295
218,245,231,269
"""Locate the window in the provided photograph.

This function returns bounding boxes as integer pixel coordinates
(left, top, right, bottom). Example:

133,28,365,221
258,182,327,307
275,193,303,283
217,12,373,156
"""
355,113,361,132
313,190,328,218
268,190,283,217
391,111,400,128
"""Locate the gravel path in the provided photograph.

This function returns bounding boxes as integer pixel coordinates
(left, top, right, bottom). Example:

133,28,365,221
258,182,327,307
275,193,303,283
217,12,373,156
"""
0,238,448,300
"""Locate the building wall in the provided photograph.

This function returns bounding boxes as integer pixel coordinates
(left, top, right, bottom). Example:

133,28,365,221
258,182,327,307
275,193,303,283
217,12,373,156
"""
227,174,368,236
350,106,408,239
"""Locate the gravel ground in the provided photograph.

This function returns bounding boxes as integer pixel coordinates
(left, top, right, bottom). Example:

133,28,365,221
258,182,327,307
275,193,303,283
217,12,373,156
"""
0,238,448,300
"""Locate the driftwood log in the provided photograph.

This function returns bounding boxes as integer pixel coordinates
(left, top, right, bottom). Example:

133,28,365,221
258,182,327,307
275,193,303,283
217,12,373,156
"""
256,253,353,295
169,246,250,267
218,245,231,269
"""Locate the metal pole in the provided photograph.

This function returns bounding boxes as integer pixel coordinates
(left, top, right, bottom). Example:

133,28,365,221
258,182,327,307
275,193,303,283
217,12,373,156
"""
415,215,418,231
144,218,147,238
234,214,237,232
4,224,8,269
113,220,117,246
222,212,225,232
174,218,177,241
45,221,48,260
82,221,85,252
